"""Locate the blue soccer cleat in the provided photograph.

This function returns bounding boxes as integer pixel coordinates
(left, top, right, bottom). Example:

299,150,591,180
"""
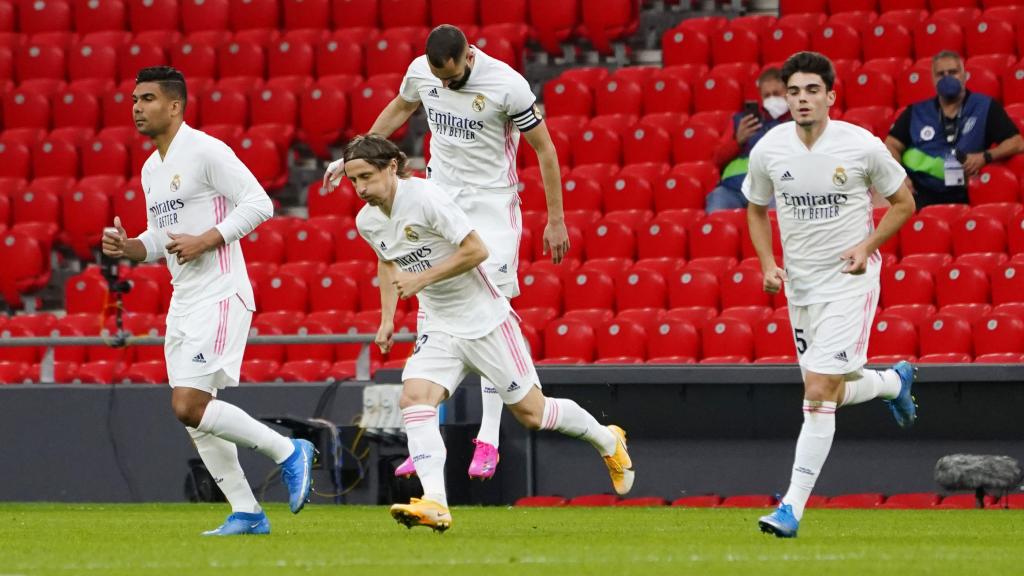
758,502,799,538
202,511,270,536
884,360,918,429
280,438,316,514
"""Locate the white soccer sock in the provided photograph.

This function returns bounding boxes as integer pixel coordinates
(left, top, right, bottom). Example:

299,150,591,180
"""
187,427,261,514
197,400,295,464
402,405,448,508
539,397,617,456
782,400,837,521
475,379,503,447
840,369,902,407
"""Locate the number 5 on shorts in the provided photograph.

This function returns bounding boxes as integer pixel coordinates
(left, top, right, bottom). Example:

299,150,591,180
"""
794,328,807,355
413,334,429,355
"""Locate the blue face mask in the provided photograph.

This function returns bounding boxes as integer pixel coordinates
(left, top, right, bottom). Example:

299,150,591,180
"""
937,75,962,100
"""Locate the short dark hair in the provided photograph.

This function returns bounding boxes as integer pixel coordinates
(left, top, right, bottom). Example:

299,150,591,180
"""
426,25,467,68
757,67,783,87
781,51,835,91
343,134,411,178
135,66,188,110
931,50,963,68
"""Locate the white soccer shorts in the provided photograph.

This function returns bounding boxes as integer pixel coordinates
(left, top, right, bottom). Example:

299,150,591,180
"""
402,313,540,404
788,287,879,375
165,294,252,393
443,185,523,298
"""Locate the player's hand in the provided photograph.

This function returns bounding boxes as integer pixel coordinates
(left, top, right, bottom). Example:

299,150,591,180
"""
962,152,986,177
735,114,763,145
392,271,425,300
375,322,394,354
762,265,787,294
322,158,345,192
165,232,211,265
101,216,128,258
840,244,869,275
543,218,570,264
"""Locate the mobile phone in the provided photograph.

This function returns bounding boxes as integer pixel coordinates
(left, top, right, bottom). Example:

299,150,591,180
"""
743,100,760,119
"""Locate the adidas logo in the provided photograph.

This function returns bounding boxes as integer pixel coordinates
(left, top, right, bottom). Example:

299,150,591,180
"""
833,350,848,363
781,171,795,181
380,241,387,251
507,381,520,392
192,353,206,364
498,264,508,273
427,88,439,98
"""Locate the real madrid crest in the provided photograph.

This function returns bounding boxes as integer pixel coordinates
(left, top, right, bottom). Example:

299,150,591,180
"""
404,225,419,242
472,94,485,112
832,166,848,187
170,174,181,193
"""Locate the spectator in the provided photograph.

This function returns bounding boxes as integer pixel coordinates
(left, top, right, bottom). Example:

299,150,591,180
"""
705,68,789,213
885,50,1024,208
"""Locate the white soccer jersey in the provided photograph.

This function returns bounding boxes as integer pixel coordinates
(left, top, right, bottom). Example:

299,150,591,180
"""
137,123,272,317
399,47,541,190
356,177,511,339
743,120,907,306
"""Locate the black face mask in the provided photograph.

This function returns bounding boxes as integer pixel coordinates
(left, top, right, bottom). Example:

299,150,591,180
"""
447,63,472,91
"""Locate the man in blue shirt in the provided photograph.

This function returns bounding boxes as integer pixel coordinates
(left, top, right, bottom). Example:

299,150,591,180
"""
885,50,1023,208
705,68,790,213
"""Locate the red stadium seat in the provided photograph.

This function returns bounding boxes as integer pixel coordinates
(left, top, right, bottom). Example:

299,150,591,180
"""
935,264,990,307
692,75,741,114
754,316,795,360
881,265,934,307
968,165,1019,205
170,40,217,79
671,495,722,507
811,23,861,62
585,220,634,260
349,77,400,139
580,0,638,55
64,270,109,316
300,82,348,158
562,270,614,312
884,303,937,328
919,313,973,357
662,28,709,67
711,27,759,66
914,21,964,59
992,264,1024,304
218,40,264,79
668,268,719,309
689,219,739,260
364,38,411,77
702,317,754,362
824,493,885,508
862,23,914,61
637,221,687,260
615,269,666,311
642,74,691,116
846,70,896,109
529,0,577,55
596,319,646,361
16,43,65,82
880,493,940,509
259,274,309,313
647,319,699,361
595,77,642,117
952,215,1005,256
62,187,110,259
720,494,775,507
900,215,952,256
517,270,562,312
761,26,811,65
308,271,359,312
896,66,936,108
19,0,71,34
543,319,595,362
236,136,284,190
974,313,1024,356
572,127,620,167
285,220,335,263
870,316,917,358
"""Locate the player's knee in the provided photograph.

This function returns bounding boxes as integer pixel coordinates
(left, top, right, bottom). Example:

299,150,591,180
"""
508,404,544,430
170,393,208,427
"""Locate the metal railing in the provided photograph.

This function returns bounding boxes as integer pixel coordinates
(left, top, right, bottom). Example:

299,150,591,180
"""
0,333,418,382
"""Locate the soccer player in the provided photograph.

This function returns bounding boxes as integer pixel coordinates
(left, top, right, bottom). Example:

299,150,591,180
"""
102,66,315,536
345,134,632,532
323,24,569,481
743,52,919,538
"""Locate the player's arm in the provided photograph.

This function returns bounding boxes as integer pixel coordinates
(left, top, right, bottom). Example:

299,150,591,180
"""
521,122,569,264
375,260,400,354
840,181,914,275
167,143,274,264
369,96,420,138
392,231,489,300
323,96,420,190
104,171,163,263
884,107,911,163
742,147,786,294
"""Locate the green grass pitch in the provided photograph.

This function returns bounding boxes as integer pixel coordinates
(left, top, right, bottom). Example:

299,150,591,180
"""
2,503,1023,576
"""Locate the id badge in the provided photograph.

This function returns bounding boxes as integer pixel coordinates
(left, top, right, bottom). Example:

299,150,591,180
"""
944,154,965,186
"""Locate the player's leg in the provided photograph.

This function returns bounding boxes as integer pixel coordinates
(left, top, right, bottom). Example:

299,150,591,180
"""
169,297,314,520
463,314,634,495
837,289,918,426
389,331,465,532
457,189,523,479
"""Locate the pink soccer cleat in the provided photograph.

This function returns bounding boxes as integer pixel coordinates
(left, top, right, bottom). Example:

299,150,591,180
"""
467,439,499,480
394,456,416,478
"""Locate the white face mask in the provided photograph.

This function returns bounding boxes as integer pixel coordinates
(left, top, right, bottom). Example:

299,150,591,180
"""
762,96,789,119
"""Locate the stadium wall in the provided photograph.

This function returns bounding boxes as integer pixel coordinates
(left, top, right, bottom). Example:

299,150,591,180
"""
2,365,1023,503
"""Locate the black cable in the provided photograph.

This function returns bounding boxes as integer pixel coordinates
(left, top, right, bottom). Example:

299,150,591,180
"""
105,292,139,501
